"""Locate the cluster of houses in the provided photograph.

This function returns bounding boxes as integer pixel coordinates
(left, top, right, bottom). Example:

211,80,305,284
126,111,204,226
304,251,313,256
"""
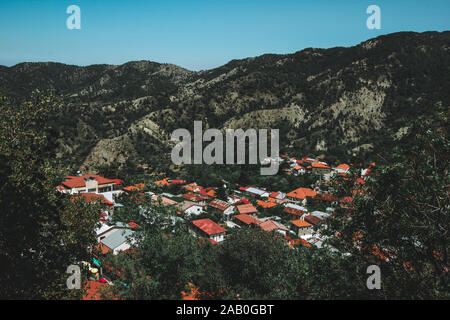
57,155,375,298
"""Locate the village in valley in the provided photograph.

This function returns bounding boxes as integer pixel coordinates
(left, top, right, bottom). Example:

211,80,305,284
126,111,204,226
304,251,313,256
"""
55,155,376,299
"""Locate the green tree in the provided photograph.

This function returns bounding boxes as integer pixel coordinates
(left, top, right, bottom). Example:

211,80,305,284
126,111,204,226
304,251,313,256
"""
322,107,449,299
0,92,100,299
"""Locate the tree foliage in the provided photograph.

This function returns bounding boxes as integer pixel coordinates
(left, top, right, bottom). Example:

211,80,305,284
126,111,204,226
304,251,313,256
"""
0,92,100,299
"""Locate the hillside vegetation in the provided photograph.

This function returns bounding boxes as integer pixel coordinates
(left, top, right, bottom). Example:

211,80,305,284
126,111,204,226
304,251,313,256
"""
0,31,449,172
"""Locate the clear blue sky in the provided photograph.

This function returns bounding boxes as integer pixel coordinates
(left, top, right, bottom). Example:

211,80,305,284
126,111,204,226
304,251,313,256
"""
0,0,449,70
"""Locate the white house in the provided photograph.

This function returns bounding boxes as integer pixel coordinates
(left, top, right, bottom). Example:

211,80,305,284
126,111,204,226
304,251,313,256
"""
180,201,204,217
100,229,135,255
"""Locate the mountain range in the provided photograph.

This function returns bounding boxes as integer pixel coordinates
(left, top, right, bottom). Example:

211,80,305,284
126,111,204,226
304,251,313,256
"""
1,31,449,173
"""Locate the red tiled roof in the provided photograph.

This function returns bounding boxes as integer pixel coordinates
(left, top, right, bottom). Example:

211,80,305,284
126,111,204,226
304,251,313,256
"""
169,179,186,185
283,206,306,217
304,215,323,225
72,193,114,206
95,242,112,255
259,220,288,232
192,219,227,236
336,164,350,171
232,198,250,205
311,162,330,169
183,183,203,192
208,199,231,211
257,200,277,208
182,192,210,202
199,188,217,197
127,222,140,229
291,219,312,228
123,183,145,192
286,187,317,200
180,201,201,212
269,192,280,198
151,195,177,206
62,175,117,189
236,204,258,214
234,214,261,225
299,238,312,247
286,236,312,247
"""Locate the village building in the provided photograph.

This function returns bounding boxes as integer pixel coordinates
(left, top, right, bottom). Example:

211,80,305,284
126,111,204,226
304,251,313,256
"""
304,214,324,226
208,199,235,220
311,162,332,175
283,203,308,219
259,220,289,236
73,192,114,206
315,193,338,204
182,192,210,204
99,229,135,255
95,222,133,243
334,164,350,176
286,187,317,204
290,219,313,237
58,174,120,194
256,199,277,209
183,183,203,193
243,187,270,198
310,210,331,220
269,191,286,200
199,187,217,198
234,213,261,227
192,218,227,243
179,201,204,217
151,194,178,206
292,165,306,175
236,203,258,215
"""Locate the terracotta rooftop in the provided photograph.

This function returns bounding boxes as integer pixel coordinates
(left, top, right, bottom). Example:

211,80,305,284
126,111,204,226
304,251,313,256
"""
208,198,231,211
151,195,177,206
180,201,202,211
286,187,317,200
234,213,261,225
182,192,210,202
257,200,277,209
61,175,117,189
259,220,289,232
291,219,312,228
304,215,323,225
311,162,331,169
192,218,227,236
236,203,258,214
72,193,114,206
283,206,305,217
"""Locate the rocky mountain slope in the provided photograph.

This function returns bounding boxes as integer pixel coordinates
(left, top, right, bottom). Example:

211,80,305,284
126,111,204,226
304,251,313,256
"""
1,31,449,173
